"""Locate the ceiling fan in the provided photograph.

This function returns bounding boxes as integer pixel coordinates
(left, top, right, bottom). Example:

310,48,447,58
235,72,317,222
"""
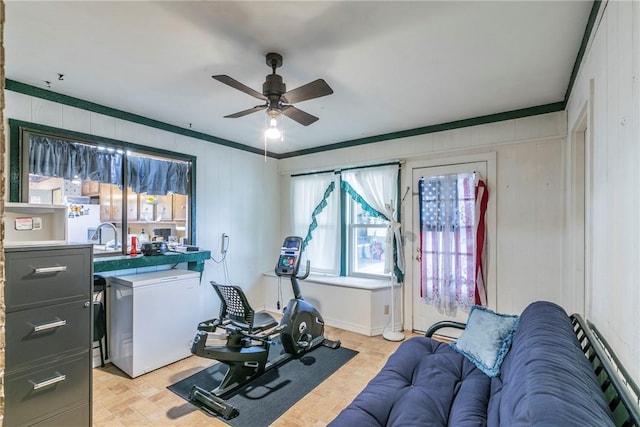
212,52,333,126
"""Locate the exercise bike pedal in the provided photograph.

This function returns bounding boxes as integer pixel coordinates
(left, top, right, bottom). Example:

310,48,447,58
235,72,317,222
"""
189,386,239,420
322,339,342,349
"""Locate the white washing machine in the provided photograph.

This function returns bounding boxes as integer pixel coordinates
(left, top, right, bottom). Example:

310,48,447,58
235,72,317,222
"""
109,269,200,378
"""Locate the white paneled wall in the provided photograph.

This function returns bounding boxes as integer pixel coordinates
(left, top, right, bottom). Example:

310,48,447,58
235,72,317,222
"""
495,140,564,311
565,0,640,383
279,111,568,331
3,91,280,323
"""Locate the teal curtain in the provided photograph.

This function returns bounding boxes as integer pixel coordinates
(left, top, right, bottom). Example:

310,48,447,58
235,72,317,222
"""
302,181,335,250
341,180,388,221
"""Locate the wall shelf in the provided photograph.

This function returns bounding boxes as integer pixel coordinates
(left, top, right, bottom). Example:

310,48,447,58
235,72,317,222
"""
3,203,67,245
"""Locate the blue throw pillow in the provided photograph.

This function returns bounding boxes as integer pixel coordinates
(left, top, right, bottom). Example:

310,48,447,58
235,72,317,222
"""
450,305,519,377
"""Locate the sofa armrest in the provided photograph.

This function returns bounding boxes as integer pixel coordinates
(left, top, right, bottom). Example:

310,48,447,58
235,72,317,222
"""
425,320,466,338
571,313,640,427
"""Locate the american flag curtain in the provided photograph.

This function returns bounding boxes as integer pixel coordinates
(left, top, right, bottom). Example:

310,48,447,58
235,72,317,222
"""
419,173,488,313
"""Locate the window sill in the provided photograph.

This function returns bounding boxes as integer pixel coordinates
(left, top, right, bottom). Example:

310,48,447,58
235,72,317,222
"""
263,271,397,290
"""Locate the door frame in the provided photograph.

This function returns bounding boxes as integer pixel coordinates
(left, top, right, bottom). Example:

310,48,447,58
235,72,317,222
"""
566,99,592,318
402,152,497,332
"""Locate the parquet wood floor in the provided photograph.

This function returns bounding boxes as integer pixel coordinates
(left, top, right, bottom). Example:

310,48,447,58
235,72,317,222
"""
92,326,423,426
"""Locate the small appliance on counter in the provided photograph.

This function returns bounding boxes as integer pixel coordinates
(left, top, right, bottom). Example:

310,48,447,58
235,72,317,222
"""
153,228,172,241
172,245,199,253
141,241,168,256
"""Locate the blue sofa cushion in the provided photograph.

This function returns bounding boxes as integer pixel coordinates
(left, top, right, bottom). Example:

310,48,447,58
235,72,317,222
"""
450,305,519,377
489,301,615,426
328,338,490,426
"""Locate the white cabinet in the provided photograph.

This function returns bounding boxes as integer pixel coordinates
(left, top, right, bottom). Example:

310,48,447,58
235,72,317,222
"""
108,269,200,378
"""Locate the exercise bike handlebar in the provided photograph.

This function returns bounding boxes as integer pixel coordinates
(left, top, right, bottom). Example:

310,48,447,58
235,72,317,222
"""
296,260,311,280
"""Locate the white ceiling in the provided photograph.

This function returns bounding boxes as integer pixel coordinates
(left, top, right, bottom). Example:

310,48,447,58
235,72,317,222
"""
4,1,593,156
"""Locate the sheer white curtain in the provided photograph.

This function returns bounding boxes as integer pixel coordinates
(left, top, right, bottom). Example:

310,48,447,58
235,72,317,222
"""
290,173,340,274
419,172,487,314
341,164,404,279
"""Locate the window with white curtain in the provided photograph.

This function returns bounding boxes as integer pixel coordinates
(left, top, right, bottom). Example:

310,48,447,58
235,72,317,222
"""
290,163,404,280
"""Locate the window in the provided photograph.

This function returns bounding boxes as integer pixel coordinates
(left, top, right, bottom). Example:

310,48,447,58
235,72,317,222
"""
346,198,388,277
292,163,402,280
11,122,194,256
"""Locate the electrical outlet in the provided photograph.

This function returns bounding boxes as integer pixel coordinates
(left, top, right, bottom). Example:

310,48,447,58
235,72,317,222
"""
384,304,389,315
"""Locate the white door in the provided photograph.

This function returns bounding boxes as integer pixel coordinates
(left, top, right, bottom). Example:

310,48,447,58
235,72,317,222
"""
412,161,487,334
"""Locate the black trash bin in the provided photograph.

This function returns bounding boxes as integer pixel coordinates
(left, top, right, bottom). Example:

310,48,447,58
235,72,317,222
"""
93,275,108,366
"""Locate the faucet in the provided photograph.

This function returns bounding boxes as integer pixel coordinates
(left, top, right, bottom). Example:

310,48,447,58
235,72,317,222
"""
91,222,120,249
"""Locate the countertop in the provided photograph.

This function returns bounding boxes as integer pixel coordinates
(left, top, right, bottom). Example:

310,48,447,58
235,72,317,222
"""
93,249,211,273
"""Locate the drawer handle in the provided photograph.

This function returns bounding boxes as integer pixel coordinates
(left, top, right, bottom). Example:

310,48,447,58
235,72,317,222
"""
33,265,68,274
33,319,67,332
31,373,66,390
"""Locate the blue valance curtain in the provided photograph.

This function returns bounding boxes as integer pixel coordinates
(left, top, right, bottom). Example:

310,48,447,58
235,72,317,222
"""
127,155,190,195
29,135,123,186
29,134,190,195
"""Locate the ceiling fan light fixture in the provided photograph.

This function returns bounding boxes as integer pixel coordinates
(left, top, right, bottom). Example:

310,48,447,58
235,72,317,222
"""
265,116,282,140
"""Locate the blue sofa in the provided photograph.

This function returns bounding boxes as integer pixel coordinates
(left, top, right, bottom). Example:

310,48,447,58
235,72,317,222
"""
329,301,634,426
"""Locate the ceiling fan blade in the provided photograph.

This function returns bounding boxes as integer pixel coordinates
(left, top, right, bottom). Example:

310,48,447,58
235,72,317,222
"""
281,79,333,104
224,104,267,119
212,75,267,101
281,105,319,126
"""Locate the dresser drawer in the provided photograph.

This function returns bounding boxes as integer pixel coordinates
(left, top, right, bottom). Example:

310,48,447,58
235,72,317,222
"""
5,248,91,312
4,353,91,427
6,300,91,371
32,403,90,427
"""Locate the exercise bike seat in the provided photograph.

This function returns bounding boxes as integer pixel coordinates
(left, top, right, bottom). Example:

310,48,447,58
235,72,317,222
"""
212,282,278,334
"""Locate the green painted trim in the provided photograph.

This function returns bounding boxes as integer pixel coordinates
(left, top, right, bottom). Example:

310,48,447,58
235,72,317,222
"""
278,102,564,158
564,0,602,104
5,79,279,159
190,160,197,246
93,250,211,273
6,80,566,160
9,123,21,202
340,182,347,277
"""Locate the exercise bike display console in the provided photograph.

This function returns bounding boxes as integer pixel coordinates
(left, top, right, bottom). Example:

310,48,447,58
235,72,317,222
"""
275,236,303,277
188,236,340,420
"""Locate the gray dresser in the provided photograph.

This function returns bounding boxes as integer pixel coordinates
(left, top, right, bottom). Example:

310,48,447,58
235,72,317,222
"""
4,244,93,426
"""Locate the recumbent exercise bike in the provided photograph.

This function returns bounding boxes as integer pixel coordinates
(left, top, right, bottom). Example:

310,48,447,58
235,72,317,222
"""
189,236,340,419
